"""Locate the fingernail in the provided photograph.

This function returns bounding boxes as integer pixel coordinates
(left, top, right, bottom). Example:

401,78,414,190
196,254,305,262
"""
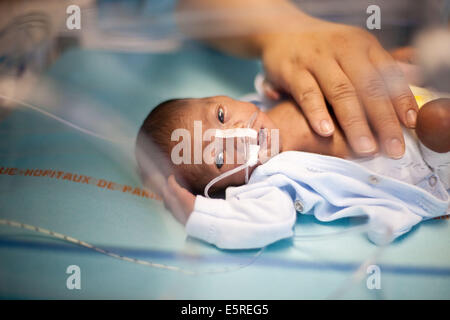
387,138,404,159
406,109,417,128
320,120,334,135
357,136,376,153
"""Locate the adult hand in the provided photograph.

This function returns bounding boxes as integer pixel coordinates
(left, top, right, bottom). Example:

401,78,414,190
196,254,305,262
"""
261,18,419,158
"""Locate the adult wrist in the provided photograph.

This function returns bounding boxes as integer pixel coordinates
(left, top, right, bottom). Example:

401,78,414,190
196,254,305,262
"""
252,10,316,56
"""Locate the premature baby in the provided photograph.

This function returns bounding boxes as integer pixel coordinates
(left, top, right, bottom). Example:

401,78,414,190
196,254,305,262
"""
135,89,450,249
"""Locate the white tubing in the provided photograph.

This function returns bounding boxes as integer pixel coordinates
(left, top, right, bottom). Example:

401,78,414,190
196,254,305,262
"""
204,162,248,198
204,144,260,198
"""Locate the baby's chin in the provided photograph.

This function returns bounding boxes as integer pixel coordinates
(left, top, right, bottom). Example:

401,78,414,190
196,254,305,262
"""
248,161,263,178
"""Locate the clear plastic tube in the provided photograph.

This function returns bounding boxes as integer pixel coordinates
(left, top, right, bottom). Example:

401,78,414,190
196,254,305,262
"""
0,93,125,144
204,162,250,198
0,218,265,276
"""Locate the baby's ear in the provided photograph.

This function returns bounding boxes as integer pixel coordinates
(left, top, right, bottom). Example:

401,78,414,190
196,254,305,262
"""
142,171,167,198
163,175,196,225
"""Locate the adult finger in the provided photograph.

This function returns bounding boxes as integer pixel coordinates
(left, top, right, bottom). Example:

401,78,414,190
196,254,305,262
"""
395,61,423,86
288,69,335,136
389,46,415,64
262,78,281,100
338,53,405,158
310,59,378,156
370,47,420,128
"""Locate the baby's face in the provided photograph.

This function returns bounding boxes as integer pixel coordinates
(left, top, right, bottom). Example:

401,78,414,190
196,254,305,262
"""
174,96,279,193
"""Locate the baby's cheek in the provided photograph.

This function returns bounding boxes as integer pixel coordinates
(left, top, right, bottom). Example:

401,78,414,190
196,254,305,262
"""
225,168,247,187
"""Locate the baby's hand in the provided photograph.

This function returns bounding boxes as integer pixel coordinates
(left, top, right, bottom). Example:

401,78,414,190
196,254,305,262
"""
162,175,195,225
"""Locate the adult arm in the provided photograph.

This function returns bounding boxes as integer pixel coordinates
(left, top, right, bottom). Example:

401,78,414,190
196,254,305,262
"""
176,0,419,159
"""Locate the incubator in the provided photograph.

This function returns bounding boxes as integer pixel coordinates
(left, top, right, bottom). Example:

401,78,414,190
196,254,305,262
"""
0,0,449,300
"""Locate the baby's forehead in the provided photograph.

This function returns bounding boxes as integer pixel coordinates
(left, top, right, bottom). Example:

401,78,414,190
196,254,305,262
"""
176,95,236,132
181,97,217,121
189,95,233,105
185,96,223,108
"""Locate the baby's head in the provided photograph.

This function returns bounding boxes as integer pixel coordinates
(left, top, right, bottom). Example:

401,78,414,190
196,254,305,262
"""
136,95,279,196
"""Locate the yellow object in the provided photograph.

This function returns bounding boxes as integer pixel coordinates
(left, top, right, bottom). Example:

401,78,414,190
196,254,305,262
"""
410,85,437,109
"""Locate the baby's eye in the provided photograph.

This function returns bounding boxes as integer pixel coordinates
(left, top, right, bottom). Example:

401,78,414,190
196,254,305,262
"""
218,106,225,123
216,151,224,169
